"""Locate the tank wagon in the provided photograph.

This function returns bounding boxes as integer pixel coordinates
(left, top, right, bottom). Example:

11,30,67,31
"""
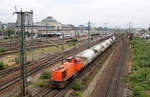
50,36,116,88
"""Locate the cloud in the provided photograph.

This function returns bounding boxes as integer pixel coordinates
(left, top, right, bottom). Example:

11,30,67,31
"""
0,0,150,28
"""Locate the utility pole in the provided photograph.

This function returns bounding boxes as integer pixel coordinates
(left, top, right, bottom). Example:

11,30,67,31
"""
46,23,48,41
88,21,91,48
31,10,34,62
14,9,33,97
1,24,5,39
75,28,77,39
61,29,64,64
129,22,132,34
56,27,59,47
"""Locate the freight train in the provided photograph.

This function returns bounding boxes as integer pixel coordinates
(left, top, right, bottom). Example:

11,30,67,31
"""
49,36,116,88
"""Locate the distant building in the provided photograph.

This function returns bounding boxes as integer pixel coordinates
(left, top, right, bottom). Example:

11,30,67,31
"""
41,16,61,29
23,16,62,34
59,24,75,35
7,23,16,30
16,16,77,35
61,24,75,30
33,16,61,34
78,25,86,33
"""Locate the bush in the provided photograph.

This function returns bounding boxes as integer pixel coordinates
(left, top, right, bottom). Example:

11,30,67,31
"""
75,92,82,97
68,38,78,46
0,48,6,52
128,37,150,96
36,80,44,87
72,42,76,45
69,42,76,46
0,62,5,69
41,71,50,79
69,38,78,43
72,79,82,90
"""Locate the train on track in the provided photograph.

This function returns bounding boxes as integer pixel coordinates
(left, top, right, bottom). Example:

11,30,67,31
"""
50,36,116,88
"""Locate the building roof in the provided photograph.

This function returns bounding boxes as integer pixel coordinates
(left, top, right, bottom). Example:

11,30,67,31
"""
42,16,57,23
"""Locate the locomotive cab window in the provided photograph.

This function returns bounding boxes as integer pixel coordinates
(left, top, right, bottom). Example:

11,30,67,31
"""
66,59,72,62
76,60,80,63
74,59,80,63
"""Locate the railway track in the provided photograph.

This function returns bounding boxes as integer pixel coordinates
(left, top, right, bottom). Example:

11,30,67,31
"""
0,36,111,96
102,35,128,97
0,35,104,78
0,35,102,53
31,36,119,97
0,42,82,79
0,39,70,57
0,38,88,77
0,55,62,91
31,78,72,97
0,51,60,78
32,86,53,97
0,37,76,52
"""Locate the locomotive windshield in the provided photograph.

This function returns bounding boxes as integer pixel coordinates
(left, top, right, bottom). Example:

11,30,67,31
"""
66,59,72,62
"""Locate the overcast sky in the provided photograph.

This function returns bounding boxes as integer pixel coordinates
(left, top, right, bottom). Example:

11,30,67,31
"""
0,0,150,28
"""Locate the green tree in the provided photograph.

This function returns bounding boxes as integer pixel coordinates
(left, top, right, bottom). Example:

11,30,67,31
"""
148,27,150,32
1,25,5,37
25,31,32,37
6,29,14,37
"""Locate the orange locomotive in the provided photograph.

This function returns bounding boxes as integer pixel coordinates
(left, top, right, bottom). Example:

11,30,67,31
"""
50,36,116,88
50,57,87,88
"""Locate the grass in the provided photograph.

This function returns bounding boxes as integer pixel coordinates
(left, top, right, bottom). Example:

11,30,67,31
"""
0,48,6,53
68,38,78,46
8,91,20,97
36,80,44,87
70,38,78,42
0,42,77,68
69,42,76,46
41,71,50,79
75,91,82,97
47,41,52,44
26,43,73,55
0,62,5,69
72,79,82,90
128,37,150,97
36,39,42,42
